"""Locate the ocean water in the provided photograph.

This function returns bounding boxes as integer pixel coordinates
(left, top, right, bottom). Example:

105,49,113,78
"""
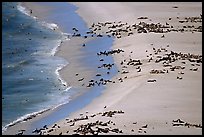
26,3,118,132
2,2,71,130
2,2,118,134
29,36,117,134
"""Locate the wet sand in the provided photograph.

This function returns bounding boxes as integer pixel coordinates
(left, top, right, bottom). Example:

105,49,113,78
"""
3,2,116,135
3,2,202,135
44,2,201,135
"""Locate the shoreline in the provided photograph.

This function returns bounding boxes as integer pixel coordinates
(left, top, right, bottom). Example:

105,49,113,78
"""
3,2,118,135
2,2,70,133
41,2,201,135
3,2,202,135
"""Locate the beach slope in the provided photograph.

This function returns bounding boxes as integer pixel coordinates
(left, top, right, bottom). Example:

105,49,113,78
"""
44,2,202,135
3,2,202,135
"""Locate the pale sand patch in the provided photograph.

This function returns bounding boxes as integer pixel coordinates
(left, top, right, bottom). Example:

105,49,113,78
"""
43,2,202,135
4,2,201,135
56,37,96,89
3,2,97,135
22,2,99,91
21,2,50,18
71,2,202,25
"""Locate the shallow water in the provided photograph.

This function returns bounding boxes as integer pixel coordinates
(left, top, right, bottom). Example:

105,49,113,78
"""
2,2,70,129
2,2,118,134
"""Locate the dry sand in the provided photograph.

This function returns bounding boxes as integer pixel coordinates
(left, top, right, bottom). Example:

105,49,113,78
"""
42,2,201,135
3,2,202,135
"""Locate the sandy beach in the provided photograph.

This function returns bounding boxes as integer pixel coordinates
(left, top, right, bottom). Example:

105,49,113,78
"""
3,2,202,135
47,2,202,135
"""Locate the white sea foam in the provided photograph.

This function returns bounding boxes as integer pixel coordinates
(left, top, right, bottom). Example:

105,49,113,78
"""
6,60,27,69
7,64,14,68
64,86,72,92
46,23,58,30
17,3,57,34
17,2,71,93
51,97,71,110
2,108,50,133
61,32,71,39
17,3,37,19
4,3,74,134
17,3,71,58
2,84,72,133
41,21,59,31
17,3,60,32
50,40,61,56
55,64,69,87
17,3,30,16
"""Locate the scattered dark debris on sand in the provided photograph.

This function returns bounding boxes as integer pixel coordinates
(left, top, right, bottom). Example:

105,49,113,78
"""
172,119,202,128
34,110,125,135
